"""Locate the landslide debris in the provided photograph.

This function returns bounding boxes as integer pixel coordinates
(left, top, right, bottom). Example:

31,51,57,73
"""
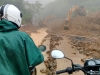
45,12,100,60
40,35,63,75
69,36,100,59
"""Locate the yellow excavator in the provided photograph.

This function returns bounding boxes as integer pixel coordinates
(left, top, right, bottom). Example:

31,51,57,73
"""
64,5,86,30
66,6,78,22
66,5,86,24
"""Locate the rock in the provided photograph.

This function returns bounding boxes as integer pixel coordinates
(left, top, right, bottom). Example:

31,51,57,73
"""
49,67,55,71
77,47,82,50
45,63,49,68
49,63,54,67
52,72,56,75
71,46,74,48
72,52,76,55
86,53,90,56
81,58,86,62
40,69,46,73
79,50,83,54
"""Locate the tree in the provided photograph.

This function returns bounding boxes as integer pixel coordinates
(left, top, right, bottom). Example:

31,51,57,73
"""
0,0,43,24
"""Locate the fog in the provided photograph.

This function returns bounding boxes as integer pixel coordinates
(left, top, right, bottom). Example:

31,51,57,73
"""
38,0,100,18
24,0,55,6
23,0,100,25
1,0,100,25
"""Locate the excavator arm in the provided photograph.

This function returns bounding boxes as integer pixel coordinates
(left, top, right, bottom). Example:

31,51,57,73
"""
66,6,78,22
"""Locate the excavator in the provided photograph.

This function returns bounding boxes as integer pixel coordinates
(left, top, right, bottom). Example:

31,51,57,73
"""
66,6,78,23
38,5,86,27
64,5,86,30
66,5,86,24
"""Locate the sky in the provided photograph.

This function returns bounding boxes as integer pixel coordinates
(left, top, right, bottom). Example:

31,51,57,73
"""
24,0,55,6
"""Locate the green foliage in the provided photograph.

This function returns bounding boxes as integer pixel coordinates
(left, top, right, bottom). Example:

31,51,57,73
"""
0,0,42,24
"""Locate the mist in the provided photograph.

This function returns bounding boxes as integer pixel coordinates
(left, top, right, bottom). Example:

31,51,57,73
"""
37,0,100,20
24,0,55,6
1,0,100,25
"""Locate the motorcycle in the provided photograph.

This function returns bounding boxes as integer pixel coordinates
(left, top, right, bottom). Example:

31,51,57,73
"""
51,50,100,75
30,45,46,75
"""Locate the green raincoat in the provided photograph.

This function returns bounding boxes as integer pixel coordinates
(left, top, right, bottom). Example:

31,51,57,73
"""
0,19,44,75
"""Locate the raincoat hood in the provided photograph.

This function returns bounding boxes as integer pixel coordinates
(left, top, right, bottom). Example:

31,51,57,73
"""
0,19,18,31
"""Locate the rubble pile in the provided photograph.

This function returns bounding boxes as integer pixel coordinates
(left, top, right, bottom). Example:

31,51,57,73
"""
69,36,100,59
40,35,63,75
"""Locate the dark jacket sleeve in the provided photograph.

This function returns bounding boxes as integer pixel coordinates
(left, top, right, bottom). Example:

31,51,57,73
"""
24,34,44,67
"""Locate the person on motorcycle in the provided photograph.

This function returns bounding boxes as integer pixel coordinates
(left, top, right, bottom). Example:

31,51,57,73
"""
0,4,44,75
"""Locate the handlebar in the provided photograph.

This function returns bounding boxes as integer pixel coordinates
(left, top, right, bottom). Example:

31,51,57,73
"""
56,69,67,74
56,66,90,74
51,50,100,75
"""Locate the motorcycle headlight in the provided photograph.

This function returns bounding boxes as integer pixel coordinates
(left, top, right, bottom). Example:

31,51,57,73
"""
88,60,96,66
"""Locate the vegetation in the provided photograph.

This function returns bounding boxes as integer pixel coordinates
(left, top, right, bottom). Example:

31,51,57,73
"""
0,0,42,24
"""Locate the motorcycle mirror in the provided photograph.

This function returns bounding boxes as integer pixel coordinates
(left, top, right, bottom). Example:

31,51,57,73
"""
51,50,65,59
38,45,46,52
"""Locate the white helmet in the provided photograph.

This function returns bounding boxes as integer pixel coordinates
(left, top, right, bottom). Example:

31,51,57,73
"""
0,4,22,28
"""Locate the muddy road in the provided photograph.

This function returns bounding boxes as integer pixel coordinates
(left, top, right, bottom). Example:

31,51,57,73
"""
28,28,86,75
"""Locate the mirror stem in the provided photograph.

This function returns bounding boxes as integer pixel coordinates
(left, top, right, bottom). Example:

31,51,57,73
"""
64,57,74,70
